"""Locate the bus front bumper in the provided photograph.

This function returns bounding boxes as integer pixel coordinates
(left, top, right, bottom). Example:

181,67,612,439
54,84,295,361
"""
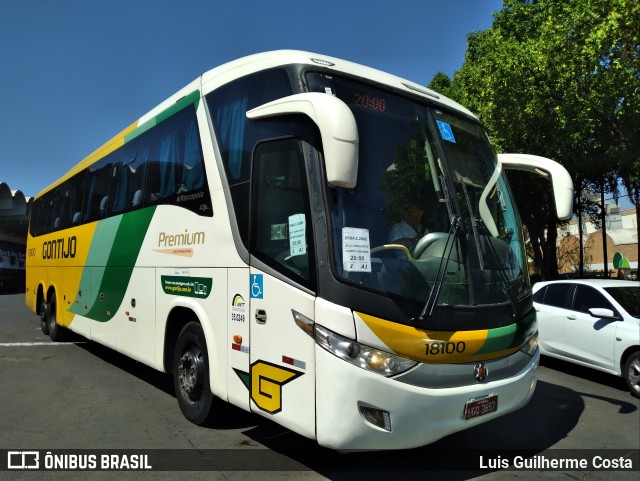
315,345,539,451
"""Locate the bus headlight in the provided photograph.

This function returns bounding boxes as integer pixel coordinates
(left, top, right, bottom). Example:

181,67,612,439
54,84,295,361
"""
520,330,538,357
315,325,417,376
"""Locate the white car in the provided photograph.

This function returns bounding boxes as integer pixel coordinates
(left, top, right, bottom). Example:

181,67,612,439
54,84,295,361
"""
532,279,640,398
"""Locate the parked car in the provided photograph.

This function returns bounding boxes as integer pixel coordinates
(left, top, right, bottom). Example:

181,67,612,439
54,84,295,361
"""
532,279,640,398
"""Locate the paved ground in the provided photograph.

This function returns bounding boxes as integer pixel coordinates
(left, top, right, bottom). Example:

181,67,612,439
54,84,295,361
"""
1,293,638,480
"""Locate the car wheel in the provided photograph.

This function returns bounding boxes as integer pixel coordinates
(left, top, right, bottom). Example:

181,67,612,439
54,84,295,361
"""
623,351,640,399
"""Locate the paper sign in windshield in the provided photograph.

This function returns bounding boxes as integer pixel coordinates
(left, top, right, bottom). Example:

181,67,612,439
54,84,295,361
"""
342,227,371,272
288,213,306,256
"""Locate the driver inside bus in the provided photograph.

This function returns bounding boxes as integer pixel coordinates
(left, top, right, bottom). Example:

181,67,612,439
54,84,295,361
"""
388,203,427,249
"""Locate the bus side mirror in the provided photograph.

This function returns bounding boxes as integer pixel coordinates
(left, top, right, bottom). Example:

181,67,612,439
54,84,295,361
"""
498,153,574,220
247,93,359,188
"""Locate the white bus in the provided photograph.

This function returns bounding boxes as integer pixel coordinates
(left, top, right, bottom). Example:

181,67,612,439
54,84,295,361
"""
26,50,573,450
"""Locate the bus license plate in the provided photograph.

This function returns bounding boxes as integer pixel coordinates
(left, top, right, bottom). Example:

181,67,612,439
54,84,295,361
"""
464,394,498,420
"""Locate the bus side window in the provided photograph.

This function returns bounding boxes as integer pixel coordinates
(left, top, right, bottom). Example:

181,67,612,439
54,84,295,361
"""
59,192,71,229
52,182,78,231
29,198,42,236
66,171,86,227
111,162,131,215
111,134,149,215
147,129,183,203
147,109,181,202
37,195,53,235
145,160,161,203
82,158,113,223
40,193,57,234
181,119,204,192
130,141,149,209
207,68,293,248
251,138,314,287
145,105,208,211
50,189,63,231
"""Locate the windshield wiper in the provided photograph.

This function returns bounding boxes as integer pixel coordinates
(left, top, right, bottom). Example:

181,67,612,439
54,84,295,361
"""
458,180,519,319
412,172,463,324
413,214,463,323
460,180,485,271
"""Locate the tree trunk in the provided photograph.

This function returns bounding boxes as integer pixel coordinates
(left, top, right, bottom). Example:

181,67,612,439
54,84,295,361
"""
600,182,608,277
527,214,560,281
577,195,584,278
542,220,559,280
636,190,639,278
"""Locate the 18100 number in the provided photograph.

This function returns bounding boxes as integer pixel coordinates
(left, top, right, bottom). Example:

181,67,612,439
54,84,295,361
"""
425,341,466,356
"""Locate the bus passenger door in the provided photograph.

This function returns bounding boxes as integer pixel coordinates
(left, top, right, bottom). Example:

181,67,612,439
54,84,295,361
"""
248,138,317,440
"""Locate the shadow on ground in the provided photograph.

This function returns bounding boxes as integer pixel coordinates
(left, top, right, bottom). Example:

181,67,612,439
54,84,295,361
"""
70,339,628,480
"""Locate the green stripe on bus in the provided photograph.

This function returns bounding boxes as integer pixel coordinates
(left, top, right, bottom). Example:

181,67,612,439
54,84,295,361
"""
68,216,122,317
475,310,536,355
124,90,200,143
83,207,156,322
475,323,517,355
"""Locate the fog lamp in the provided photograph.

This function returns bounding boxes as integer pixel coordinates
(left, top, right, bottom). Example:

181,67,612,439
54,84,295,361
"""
359,405,392,432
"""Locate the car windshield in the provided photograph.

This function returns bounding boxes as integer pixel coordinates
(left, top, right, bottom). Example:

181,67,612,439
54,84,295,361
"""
605,286,640,317
307,73,529,323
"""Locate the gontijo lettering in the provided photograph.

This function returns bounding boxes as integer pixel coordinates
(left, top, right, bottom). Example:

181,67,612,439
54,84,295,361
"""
42,236,77,259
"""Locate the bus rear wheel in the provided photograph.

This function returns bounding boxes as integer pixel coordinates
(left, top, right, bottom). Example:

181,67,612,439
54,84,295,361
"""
40,300,49,335
173,322,220,425
47,292,68,342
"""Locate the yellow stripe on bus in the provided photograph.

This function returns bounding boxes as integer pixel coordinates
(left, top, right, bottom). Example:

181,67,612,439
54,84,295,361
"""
356,311,518,364
29,221,98,327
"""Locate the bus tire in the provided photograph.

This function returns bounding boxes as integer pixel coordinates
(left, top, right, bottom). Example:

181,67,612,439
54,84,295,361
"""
624,351,640,399
173,322,220,425
40,300,49,335
47,292,68,342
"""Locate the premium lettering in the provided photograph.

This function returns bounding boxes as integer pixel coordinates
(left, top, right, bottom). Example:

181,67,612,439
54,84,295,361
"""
158,229,205,248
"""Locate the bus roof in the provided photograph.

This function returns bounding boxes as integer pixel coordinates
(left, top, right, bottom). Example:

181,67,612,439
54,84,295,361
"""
37,50,476,198
198,50,474,118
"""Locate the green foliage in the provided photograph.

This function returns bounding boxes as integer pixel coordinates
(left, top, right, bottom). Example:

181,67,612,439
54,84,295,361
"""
430,0,640,278
427,72,464,104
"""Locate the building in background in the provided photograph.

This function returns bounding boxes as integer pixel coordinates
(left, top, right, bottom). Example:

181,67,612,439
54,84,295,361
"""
0,182,31,292
557,205,638,280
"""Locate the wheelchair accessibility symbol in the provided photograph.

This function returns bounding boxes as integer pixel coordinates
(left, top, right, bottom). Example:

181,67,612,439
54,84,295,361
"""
436,120,456,144
250,274,264,299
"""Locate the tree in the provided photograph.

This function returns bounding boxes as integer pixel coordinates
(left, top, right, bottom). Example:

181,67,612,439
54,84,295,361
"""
431,0,639,279
609,0,640,266
427,72,464,104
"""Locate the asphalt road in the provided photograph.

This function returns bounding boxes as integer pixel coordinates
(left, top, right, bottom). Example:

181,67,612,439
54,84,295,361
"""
1,293,638,480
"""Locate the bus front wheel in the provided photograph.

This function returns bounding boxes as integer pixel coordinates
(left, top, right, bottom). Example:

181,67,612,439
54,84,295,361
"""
173,322,220,425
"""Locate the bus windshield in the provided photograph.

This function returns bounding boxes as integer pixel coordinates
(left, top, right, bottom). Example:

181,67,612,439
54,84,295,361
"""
307,73,529,324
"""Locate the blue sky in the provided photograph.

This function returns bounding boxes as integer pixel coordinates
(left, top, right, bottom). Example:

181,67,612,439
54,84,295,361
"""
0,0,504,197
